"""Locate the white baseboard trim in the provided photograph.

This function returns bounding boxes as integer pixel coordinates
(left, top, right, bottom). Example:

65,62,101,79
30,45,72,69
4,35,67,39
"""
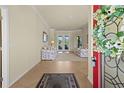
9,60,41,87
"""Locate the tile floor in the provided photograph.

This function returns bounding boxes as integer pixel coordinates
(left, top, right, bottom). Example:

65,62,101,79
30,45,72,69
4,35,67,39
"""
10,53,92,88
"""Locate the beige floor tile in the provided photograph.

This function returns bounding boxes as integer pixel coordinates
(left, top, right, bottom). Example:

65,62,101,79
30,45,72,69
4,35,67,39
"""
11,53,92,88
11,61,92,88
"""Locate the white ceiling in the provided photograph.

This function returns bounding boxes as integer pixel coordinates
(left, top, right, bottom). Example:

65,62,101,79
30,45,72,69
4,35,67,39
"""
35,5,90,30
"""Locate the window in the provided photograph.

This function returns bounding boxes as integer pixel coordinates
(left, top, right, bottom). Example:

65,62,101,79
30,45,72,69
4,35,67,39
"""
77,36,82,48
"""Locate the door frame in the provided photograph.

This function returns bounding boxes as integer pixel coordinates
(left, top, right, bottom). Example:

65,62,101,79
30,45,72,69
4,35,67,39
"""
92,5,101,88
0,6,9,88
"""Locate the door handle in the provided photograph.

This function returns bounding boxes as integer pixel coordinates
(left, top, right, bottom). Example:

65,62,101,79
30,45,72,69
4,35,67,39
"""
92,57,96,67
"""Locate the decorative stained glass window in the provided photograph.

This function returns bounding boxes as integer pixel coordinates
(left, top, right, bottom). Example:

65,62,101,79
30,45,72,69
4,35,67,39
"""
93,5,124,57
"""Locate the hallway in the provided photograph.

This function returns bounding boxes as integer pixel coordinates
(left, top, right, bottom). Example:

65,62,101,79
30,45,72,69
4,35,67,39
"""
11,60,92,88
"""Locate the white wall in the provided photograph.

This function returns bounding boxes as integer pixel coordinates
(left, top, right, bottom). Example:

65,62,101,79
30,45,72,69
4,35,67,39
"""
8,6,50,86
49,29,55,46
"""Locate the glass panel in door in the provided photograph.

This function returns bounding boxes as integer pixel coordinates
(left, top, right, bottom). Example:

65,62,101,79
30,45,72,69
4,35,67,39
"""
64,36,69,50
57,36,63,50
93,5,124,88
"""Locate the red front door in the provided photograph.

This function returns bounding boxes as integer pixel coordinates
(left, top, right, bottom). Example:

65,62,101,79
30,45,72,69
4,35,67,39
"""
93,51,101,88
93,5,101,88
